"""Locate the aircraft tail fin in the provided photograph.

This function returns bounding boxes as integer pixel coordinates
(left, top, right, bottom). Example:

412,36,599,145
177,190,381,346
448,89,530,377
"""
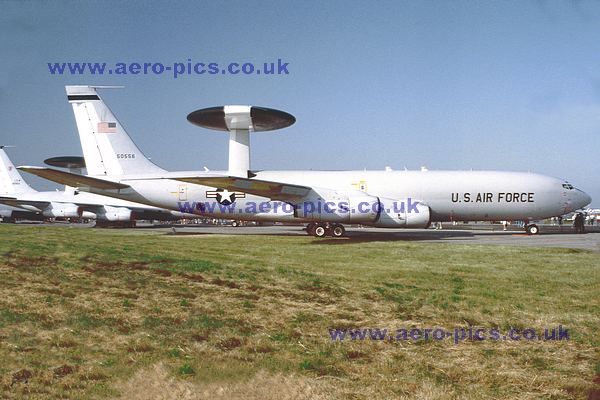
66,86,165,176
0,147,36,195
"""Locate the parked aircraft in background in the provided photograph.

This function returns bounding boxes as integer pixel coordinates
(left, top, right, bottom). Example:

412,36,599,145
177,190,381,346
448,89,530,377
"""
0,203,43,223
0,146,193,226
567,208,600,224
20,86,592,236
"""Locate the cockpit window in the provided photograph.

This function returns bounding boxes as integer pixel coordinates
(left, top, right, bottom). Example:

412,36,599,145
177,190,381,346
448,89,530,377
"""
562,183,574,190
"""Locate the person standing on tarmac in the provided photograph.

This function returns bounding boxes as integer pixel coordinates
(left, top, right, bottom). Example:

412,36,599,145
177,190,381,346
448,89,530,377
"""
573,213,585,234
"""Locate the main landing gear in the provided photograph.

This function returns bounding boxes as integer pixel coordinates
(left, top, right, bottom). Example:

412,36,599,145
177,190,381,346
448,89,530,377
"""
305,223,346,238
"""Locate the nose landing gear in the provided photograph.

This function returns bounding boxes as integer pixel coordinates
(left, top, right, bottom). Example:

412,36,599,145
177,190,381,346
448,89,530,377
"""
525,224,539,235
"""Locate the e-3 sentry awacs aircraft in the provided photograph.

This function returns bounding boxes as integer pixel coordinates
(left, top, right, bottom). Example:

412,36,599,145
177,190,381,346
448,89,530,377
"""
20,86,591,236
0,146,193,226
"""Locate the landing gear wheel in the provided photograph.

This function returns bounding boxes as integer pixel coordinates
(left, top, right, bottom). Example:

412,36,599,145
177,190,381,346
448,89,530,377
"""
313,223,327,238
331,224,345,237
525,224,539,235
232,221,239,227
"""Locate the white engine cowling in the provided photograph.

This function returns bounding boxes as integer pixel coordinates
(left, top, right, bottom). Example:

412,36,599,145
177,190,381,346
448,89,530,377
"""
42,202,82,218
293,190,380,223
81,211,96,219
373,197,431,228
292,190,431,228
98,206,134,222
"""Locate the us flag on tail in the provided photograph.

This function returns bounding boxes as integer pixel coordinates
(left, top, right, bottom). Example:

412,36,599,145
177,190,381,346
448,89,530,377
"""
97,122,117,134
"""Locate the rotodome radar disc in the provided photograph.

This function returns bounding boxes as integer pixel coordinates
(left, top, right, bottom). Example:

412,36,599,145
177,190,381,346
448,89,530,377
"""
187,106,295,132
44,156,86,169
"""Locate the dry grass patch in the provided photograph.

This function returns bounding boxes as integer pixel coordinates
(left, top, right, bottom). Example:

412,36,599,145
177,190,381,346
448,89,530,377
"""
117,363,336,400
0,225,597,399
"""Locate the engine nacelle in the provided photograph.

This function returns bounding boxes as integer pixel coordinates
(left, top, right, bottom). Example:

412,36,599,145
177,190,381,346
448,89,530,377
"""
98,206,134,222
293,189,379,223
42,202,82,218
373,197,431,228
81,211,96,219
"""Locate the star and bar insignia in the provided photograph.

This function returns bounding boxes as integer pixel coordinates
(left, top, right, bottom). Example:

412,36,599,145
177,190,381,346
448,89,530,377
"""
206,189,246,205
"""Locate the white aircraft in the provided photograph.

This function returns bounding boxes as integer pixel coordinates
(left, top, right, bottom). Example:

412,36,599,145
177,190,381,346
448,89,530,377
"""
0,146,193,226
0,203,43,223
20,86,592,236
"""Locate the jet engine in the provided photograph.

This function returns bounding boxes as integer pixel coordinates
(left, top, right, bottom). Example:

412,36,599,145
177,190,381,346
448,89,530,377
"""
373,197,431,228
42,202,82,218
293,190,380,223
98,206,134,222
293,191,431,228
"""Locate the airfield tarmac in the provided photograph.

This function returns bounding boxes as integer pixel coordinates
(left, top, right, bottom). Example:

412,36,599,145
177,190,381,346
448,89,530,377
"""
153,224,600,251
8,221,600,250
7,222,600,252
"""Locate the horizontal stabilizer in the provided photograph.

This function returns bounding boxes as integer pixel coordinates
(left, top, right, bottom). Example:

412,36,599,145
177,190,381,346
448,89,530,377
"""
172,175,311,201
18,167,130,190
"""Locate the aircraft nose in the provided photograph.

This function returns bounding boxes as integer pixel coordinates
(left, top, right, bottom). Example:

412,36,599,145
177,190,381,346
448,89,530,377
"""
577,190,592,209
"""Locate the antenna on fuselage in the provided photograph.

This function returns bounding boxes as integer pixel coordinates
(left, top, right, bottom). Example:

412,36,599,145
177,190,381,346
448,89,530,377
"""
186,106,295,177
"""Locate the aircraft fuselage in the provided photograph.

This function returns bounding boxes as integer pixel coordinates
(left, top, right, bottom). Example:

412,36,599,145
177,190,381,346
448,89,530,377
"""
84,170,590,225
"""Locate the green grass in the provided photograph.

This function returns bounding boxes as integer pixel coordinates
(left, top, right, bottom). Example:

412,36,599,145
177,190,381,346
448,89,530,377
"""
0,225,598,399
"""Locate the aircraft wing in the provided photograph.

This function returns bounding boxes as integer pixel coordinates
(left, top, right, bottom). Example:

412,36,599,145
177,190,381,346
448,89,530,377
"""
18,167,130,190
0,195,191,221
18,167,320,202
0,196,112,213
0,196,50,209
173,176,312,201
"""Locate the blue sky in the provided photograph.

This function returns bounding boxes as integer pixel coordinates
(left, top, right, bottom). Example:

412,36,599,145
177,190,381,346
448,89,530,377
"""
1,0,599,206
